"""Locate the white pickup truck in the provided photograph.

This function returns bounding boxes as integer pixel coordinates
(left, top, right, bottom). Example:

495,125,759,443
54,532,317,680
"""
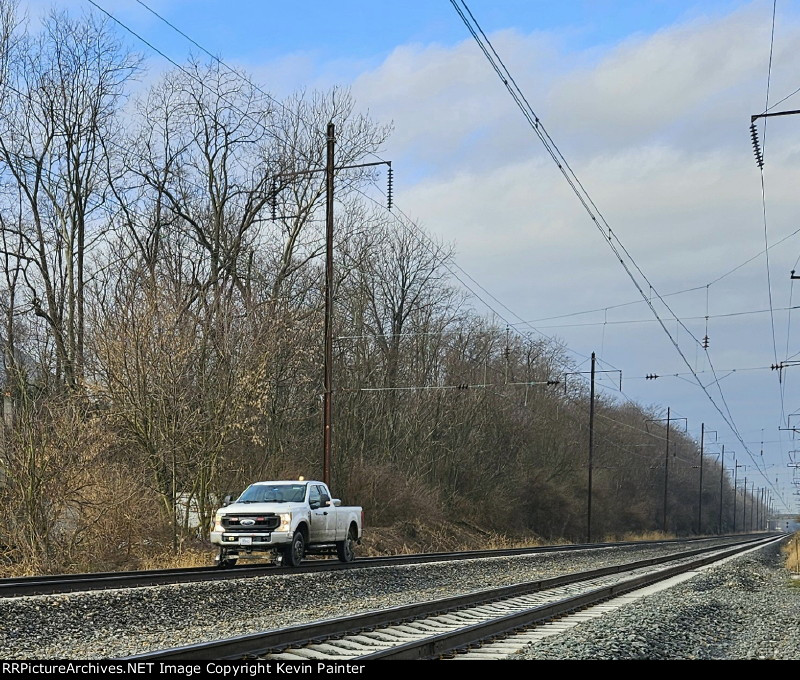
210,480,363,567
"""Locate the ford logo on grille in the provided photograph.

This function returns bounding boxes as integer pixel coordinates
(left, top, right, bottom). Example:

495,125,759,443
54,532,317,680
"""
240,519,256,526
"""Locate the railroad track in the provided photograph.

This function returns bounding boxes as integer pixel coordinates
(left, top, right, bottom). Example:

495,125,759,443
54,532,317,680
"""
0,535,733,598
124,535,777,661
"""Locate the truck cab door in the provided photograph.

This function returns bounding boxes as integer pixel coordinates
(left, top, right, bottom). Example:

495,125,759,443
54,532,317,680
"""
308,484,333,543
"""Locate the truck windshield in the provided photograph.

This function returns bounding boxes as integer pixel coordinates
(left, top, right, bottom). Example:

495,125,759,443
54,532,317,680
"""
237,484,307,503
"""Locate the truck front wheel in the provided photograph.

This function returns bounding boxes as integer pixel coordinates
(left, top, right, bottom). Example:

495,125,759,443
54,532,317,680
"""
283,531,305,567
336,526,357,563
217,549,238,568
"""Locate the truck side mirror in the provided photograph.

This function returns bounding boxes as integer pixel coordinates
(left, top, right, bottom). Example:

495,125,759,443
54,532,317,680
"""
222,495,233,507
331,498,342,507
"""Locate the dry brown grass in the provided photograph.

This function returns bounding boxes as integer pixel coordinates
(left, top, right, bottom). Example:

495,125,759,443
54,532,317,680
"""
782,532,800,575
359,520,542,556
0,543,214,577
610,530,677,542
136,547,216,570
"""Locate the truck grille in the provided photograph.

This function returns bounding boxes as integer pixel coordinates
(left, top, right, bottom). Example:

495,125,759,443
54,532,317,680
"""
222,514,280,532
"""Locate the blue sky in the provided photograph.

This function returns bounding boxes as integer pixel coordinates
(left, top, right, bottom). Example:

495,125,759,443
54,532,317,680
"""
78,1,758,60
21,0,800,513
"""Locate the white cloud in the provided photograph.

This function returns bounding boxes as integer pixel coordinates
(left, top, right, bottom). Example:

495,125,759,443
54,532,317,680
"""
342,3,800,478
351,30,563,175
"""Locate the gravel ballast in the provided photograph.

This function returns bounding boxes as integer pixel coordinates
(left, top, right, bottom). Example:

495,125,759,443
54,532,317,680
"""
0,537,793,660
517,539,800,660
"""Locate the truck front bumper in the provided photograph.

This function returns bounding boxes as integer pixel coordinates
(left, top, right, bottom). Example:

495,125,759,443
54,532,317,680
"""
210,531,293,548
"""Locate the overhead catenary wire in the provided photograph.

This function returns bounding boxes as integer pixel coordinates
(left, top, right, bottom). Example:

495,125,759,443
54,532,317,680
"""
759,0,782,422
751,0,798,496
449,0,779,499
131,0,393,171
510,305,800,330
504,221,800,326
86,0,345,178
340,303,800,337
450,0,767,481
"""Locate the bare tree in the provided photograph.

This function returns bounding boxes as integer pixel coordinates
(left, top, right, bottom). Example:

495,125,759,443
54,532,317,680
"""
0,9,138,390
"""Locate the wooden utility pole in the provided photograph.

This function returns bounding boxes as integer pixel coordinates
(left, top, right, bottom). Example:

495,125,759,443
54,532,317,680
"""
587,352,595,543
313,122,391,487
697,423,704,535
718,445,725,534
565,353,619,543
323,122,335,487
645,409,684,535
733,461,743,533
743,477,748,532
663,407,670,533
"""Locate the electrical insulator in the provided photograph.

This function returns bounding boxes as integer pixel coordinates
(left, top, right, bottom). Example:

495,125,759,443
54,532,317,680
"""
702,335,710,349
270,179,277,221
750,123,764,169
645,374,659,380
387,164,393,210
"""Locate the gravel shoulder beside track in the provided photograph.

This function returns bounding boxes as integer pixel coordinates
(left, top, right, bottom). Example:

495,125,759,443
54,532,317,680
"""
516,540,799,660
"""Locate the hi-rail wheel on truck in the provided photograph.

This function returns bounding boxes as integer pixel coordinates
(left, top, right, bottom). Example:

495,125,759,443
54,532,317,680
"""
211,480,363,567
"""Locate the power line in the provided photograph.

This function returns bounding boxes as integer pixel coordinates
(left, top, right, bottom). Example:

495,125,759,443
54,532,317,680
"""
451,1,766,474
131,0,393,170
341,305,800,338
86,0,334,177
513,305,800,330
132,0,326,143
766,82,800,112
631,365,773,379
759,0,782,422
515,225,800,325
450,0,777,496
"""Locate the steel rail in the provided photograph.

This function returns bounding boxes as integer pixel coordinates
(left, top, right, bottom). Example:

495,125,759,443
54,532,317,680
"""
364,536,782,660
122,535,774,661
0,534,738,598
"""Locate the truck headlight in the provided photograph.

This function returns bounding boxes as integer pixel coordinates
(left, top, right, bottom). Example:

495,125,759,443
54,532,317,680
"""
213,512,224,532
278,513,291,532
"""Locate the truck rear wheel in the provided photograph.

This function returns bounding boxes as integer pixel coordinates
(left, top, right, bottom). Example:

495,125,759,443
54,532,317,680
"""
336,526,357,563
283,530,305,567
